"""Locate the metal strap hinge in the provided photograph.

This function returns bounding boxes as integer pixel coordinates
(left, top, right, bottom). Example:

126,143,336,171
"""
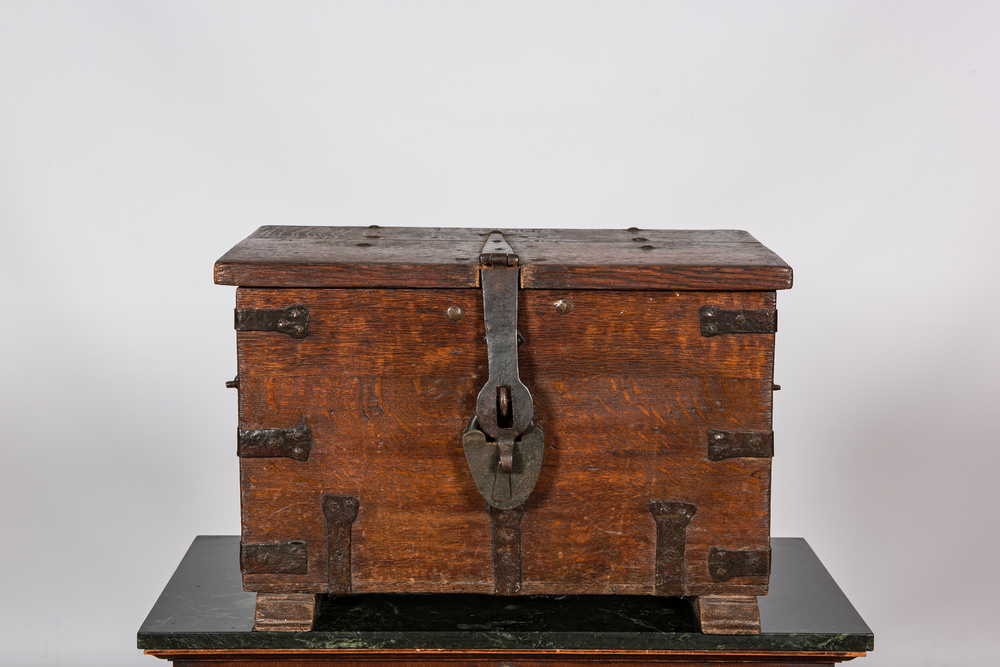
240,540,308,575
322,495,360,594
238,423,312,461
236,305,310,338
700,306,776,337
708,547,771,581
479,231,519,268
648,501,697,597
707,430,774,460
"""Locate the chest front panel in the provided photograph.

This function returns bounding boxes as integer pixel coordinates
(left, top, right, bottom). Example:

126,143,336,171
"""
236,287,775,597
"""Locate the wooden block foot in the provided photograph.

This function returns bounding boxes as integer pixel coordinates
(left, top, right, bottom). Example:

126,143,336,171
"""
253,593,319,632
692,595,761,635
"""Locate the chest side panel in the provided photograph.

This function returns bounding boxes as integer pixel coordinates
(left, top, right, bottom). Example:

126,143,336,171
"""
236,288,775,596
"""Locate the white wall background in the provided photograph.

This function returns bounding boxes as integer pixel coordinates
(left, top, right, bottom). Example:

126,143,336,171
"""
1,2,997,665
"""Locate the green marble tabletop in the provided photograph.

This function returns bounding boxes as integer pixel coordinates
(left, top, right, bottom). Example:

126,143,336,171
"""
137,536,873,652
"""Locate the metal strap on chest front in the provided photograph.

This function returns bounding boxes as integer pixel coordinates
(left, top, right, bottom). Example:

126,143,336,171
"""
476,233,532,473
462,232,544,512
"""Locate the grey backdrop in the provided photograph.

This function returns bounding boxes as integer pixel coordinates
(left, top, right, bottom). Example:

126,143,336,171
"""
1,2,997,665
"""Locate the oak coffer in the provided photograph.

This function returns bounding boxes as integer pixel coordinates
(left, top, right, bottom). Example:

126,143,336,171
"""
215,226,793,635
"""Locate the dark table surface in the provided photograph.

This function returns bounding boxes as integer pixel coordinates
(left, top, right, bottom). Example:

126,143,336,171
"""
138,536,873,653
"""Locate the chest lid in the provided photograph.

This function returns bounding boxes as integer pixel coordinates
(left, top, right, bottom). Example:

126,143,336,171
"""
215,226,791,291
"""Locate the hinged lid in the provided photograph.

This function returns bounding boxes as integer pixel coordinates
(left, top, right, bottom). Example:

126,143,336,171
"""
214,226,792,290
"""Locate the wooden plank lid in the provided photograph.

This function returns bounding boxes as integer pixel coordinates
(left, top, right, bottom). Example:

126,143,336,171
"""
214,226,792,291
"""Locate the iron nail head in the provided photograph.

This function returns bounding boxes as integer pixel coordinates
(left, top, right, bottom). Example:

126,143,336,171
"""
555,299,573,315
446,306,463,322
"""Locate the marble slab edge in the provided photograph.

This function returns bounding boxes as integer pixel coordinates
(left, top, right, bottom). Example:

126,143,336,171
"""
138,630,873,652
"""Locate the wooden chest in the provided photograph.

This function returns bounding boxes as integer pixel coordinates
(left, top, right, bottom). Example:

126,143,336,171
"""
215,226,793,635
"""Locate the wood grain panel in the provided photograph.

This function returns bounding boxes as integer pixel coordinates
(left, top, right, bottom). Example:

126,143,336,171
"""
236,289,776,380
236,288,775,596
216,226,792,291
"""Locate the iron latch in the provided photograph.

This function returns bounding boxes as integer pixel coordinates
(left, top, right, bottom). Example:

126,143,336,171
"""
463,232,544,510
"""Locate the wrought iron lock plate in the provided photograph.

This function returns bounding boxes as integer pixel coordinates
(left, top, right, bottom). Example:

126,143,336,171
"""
463,232,543,509
463,417,544,510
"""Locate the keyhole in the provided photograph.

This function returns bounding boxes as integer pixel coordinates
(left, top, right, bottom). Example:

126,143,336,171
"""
497,386,512,428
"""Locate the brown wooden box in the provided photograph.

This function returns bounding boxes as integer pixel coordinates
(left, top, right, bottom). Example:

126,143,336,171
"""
215,226,792,635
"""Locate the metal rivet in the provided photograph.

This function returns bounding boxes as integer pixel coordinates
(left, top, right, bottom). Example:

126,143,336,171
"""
627,227,639,232
714,433,725,441
704,310,714,318
735,314,746,323
633,237,647,242
292,447,304,457
356,242,371,247
555,299,573,315
446,306,463,322
707,324,718,334
717,568,727,577
640,245,654,250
